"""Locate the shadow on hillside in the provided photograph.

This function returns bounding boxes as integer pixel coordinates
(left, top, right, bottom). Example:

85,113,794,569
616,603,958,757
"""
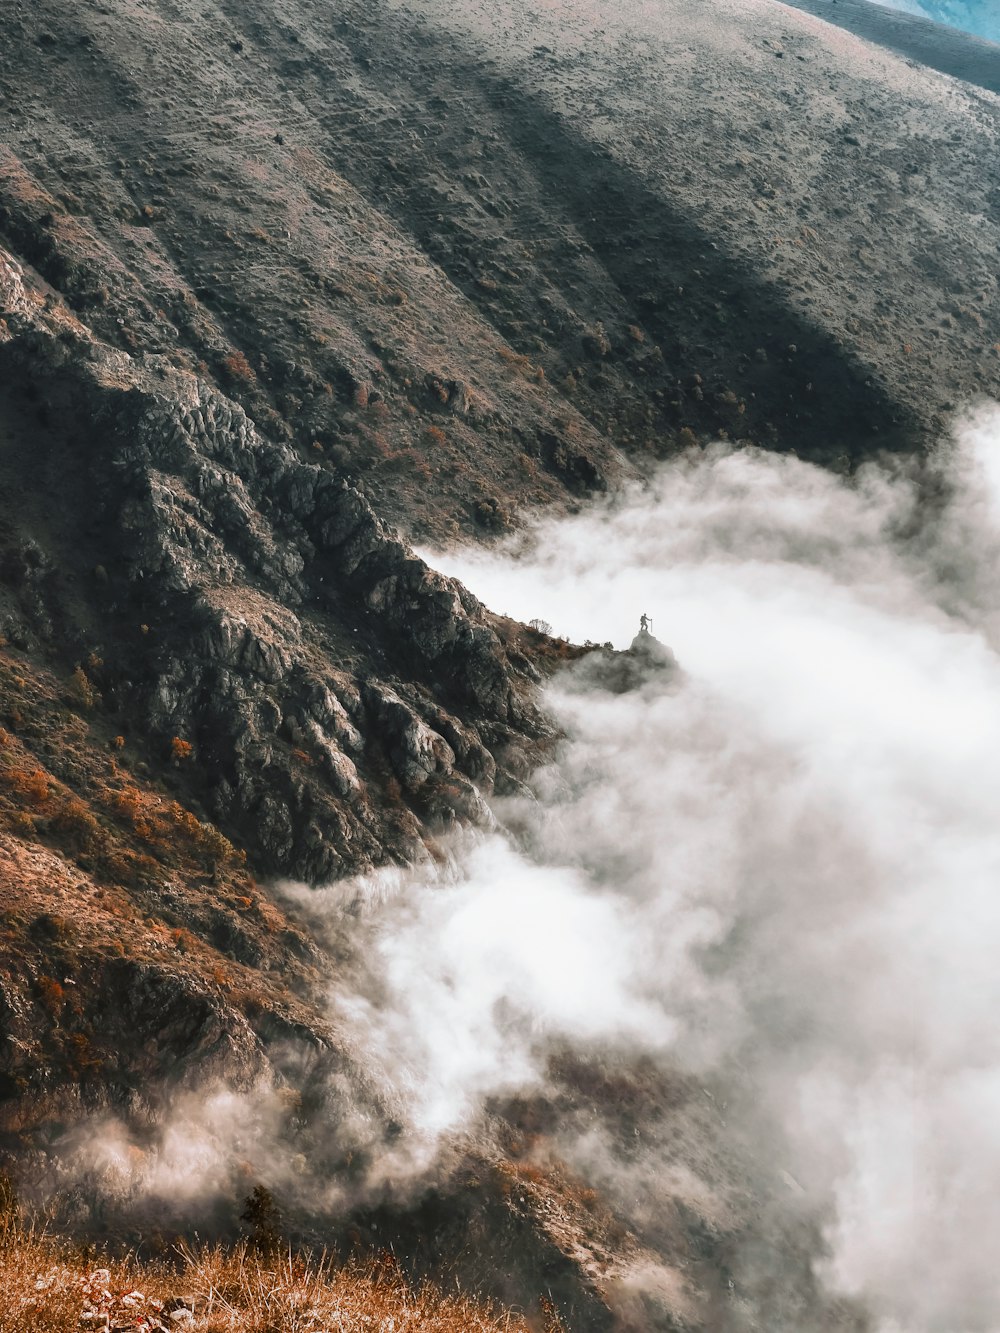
323,0,920,466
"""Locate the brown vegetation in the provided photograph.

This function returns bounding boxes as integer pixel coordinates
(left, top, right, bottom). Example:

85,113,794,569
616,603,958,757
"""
0,648,239,883
220,350,257,385
0,1224,531,1333
0,644,322,1123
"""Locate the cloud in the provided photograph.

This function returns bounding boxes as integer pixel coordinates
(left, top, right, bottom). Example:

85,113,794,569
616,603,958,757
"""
57,402,1000,1329
310,405,1000,1329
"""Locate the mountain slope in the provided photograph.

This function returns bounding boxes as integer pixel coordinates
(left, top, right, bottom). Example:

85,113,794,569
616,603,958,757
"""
874,0,1000,44
3,0,999,889
785,0,1000,87
2,0,1000,1327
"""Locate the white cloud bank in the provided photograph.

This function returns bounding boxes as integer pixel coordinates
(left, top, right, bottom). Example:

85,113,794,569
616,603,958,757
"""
302,405,1000,1332
68,404,1000,1331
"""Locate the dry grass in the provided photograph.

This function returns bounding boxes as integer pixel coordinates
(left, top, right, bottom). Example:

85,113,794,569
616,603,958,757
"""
182,1245,531,1333
0,1226,532,1333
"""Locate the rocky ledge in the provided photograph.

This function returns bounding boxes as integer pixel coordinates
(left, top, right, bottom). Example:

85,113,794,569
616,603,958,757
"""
0,247,552,884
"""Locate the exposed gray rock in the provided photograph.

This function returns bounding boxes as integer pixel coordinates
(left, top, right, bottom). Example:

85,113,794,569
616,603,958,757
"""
363,681,456,792
0,252,545,881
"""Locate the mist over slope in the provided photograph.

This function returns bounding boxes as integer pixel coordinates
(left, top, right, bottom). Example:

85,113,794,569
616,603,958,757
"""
2,0,1000,1326
69,417,1000,1329
401,411,1000,1330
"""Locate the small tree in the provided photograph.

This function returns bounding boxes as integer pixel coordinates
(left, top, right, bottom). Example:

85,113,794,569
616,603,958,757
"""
170,737,193,764
222,349,257,385
241,1184,283,1256
67,666,97,711
528,618,552,636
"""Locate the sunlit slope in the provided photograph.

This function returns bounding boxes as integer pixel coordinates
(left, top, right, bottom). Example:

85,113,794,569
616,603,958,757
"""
3,0,1000,498
386,0,1000,442
784,0,1000,86
874,0,1000,44
2,0,1000,1329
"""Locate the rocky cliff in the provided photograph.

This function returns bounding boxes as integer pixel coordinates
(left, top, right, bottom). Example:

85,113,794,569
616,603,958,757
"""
2,0,1000,1327
0,246,555,885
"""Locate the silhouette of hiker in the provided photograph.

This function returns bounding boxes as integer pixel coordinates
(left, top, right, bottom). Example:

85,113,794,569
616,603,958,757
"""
640,613,650,632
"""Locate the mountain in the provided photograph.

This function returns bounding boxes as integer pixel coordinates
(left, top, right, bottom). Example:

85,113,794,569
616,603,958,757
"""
2,0,1000,1327
785,0,1000,87
877,0,1000,43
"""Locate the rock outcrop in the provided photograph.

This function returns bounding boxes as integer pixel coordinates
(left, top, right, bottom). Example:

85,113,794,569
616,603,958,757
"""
0,247,549,883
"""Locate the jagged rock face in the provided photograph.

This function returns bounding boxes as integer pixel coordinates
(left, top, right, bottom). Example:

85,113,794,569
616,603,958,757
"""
0,248,548,883
1,0,997,891
2,1,999,1326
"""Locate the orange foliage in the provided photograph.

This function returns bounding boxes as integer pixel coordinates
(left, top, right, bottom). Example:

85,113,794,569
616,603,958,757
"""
222,349,257,384
35,976,65,1018
1,767,50,806
65,1032,102,1077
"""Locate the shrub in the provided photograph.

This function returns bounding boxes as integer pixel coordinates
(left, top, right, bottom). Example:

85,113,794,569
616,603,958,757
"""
2,767,50,806
473,497,511,531
6,811,35,837
170,737,193,763
31,913,73,943
67,666,97,711
221,350,257,384
65,1032,102,1078
51,798,102,852
498,346,539,378
34,976,65,1019
196,822,237,864
582,323,611,358
240,1185,283,1256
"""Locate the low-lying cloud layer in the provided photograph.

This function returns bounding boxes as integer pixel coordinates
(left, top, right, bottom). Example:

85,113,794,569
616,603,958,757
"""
363,406,1000,1331
67,405,1000,1330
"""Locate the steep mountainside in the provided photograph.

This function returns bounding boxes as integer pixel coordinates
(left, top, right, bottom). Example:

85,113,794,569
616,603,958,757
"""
1,0,999,884
786,0,1000,87
874,0,1000,44
2,0,999,1327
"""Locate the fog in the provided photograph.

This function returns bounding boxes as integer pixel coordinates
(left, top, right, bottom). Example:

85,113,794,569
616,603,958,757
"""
66,407,1000,1330
313,407,1000,1332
